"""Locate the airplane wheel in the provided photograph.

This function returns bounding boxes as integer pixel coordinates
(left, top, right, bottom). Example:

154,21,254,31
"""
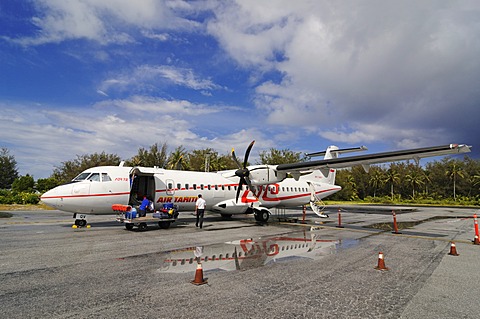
75,219,87,227
125,223,134,230
255,210,269,222
159,221,170,229
138,223,148,231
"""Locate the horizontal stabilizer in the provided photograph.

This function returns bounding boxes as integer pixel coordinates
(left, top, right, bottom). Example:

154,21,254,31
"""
306,146,367,158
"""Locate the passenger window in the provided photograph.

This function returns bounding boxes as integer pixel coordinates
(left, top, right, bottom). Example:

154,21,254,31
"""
177,183,181,190
87,173,100,182
193,184,197,190
207,185,211,190
201,184,204,190
168,183,173,189
185,184,189,190
215,185,218,190
101,173,111,182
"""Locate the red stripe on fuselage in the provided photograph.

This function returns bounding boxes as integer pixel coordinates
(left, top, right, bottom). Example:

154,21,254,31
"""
40,192,130,199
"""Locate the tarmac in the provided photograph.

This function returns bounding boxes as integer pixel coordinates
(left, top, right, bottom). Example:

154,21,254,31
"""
0,205,479,318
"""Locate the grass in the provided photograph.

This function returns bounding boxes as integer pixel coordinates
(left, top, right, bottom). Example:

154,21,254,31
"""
0,203,53,212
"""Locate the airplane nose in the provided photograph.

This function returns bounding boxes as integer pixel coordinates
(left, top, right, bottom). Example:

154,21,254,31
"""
40,187,60,208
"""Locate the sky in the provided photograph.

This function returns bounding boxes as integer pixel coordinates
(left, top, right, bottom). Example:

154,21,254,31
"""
1,0,479,179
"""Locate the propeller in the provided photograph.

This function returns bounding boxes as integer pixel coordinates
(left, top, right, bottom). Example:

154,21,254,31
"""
232,140,255,203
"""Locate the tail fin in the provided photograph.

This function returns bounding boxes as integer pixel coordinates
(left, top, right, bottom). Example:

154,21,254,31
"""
305,145,368,185
322,146,339,184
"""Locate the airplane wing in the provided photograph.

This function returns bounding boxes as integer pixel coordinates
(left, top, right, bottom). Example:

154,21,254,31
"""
276,144,471,175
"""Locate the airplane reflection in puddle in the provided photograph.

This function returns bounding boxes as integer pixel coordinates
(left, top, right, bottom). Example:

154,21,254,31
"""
158,229,354,273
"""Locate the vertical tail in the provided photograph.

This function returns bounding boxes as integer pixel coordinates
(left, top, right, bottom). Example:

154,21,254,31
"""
322,145,339,185
304,145,368,185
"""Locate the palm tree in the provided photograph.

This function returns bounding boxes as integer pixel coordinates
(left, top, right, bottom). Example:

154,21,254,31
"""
369,168,384,198
384,168,400,201
345,174,359,200
405,169,425,199
422,170,431,194
445,162,465,201
467,174,480,197
167,146,188,170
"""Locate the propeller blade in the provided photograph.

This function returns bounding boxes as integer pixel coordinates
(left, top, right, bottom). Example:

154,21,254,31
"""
233,140,256,203
231,148,242,169
235,178,244,203
244,176,253,192
243,140,255,168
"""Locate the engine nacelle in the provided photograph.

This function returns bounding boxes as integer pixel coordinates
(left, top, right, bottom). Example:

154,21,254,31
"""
248,165,287,185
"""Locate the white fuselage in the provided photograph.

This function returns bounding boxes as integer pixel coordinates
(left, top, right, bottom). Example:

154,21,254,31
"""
41,165,341,216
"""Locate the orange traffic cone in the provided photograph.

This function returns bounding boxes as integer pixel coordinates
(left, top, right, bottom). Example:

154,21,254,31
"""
473,235,480,245
448,242,459,256
191,263,208,285
374,252,389,271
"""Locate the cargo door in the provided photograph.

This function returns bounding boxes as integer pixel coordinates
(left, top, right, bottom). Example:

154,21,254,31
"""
128,168,156,206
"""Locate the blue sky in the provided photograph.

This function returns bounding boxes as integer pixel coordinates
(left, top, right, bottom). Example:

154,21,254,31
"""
1,0,479,179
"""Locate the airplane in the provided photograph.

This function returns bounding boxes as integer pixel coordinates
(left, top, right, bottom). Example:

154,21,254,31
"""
40,142,471,227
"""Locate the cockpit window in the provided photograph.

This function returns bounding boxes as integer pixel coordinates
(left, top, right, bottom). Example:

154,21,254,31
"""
72,172,91,181
102,173,112,182
87,173,100,182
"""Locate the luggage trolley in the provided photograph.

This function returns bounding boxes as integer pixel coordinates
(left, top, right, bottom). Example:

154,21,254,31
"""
112,204,179,231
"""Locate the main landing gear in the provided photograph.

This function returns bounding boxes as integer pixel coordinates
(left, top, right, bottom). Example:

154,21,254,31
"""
254,209,270,222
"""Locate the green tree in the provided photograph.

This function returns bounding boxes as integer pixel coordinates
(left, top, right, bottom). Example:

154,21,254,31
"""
12,175,35,193
258,148,304,165
345,173,359,200
167,146,188,170
0,148,19,189
52,152,121,184
126,142,168,167
369,167,385,198
187,149,217,171
445,160,465,201
405,167,425,199
385,167,400,200
36,177,60,193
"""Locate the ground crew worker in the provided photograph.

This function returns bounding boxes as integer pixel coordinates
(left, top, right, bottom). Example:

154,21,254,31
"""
138,196,150,217
195,194,206,229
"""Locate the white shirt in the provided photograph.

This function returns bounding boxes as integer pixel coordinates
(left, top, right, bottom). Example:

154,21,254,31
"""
196,197,206,209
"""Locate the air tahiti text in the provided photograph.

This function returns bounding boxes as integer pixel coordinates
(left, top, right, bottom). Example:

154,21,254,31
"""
157,196,197,203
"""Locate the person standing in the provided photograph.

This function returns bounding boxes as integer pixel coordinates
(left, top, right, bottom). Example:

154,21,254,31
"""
195,194,206,229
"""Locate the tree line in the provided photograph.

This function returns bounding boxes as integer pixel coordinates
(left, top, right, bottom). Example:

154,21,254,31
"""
330,156,480,205
0,144,479,206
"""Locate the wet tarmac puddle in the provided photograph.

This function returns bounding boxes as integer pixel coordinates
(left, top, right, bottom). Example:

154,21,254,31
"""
156,229,360,274
366,215,472,232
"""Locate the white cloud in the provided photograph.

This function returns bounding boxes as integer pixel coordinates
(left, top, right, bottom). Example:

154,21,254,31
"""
206,1,480,147
96,95,221,115
9,0,199,46
0,100,268,178
99,65,222,94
